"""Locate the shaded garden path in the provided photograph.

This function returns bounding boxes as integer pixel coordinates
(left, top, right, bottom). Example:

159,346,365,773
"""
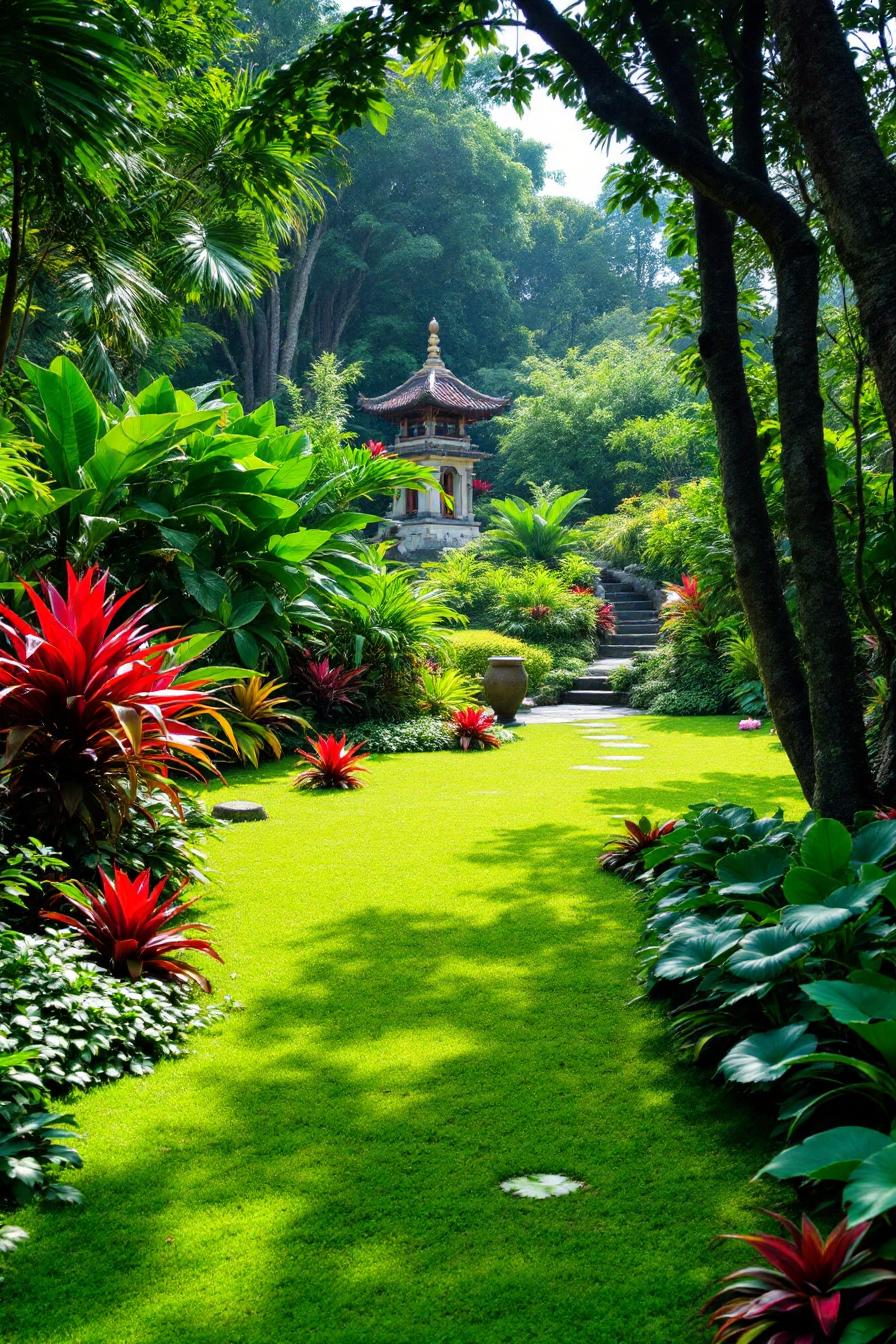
3,721,804,1344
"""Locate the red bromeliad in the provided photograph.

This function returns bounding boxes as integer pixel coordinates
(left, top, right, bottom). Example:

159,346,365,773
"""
291,651,367,718
42,867,222,991
527,603,552,621
0,565,215,837
364,439,388,457
472,478,492,492
661,572,703,626
569,584,594,595
293,733,370,789
705,1213,896,1344
598,817,678,875
595,600,616,636
451,707,501,751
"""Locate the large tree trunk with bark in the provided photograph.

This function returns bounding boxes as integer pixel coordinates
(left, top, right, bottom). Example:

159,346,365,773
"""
279,218,327,380
694,194,816,800
769,0,896,450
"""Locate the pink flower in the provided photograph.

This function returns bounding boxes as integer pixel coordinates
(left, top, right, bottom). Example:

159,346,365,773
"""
472,478,492,492
738,718,762,731
364,439,388,457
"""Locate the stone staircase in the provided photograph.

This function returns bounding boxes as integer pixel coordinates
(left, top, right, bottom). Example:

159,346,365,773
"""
563,574,660,707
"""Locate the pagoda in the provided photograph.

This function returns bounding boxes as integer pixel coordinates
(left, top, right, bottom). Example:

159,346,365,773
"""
358,318,509,556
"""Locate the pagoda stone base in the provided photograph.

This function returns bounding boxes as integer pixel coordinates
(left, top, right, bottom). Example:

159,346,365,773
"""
387,517,481,556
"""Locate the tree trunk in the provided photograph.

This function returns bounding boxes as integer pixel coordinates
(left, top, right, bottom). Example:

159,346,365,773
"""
694,193,816,800
0,153,23,371
771,229,875,818
768,0,896,450
279,218,327,379
237,312,255,410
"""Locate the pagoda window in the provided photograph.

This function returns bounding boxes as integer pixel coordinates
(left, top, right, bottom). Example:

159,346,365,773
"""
435,418,459,437
405,488,419,516
440,469,455,517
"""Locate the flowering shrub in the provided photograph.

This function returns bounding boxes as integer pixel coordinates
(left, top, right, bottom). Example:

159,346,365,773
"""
451,707,501,751
738,718,762,731
472,478,492,493
364,439,388,457
0,566,216,843
293,733,370,789
43,867,222,992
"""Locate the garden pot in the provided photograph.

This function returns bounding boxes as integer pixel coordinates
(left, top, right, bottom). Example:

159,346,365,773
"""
483,655,528,723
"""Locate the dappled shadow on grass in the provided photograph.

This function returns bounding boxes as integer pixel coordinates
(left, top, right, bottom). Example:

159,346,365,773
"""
5,816,774,1344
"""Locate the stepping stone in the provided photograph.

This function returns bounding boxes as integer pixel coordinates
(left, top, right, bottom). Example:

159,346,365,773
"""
601,755,644,762
582,734,631,741
572,764,620,771
211,800,268,823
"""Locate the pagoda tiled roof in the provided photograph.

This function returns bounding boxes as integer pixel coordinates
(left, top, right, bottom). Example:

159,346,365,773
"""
357,318,510,423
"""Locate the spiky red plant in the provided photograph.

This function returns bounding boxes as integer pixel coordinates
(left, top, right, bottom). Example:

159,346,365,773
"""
0,565,215,838
875,806,896,819
293,733,370,790
472,478,492,493
595,600,616,636
527,603,552,621
451,707,501,751
704,1212,896,1344
42,867,222,991
661,572,704,626
291,651,367,718
364,439,388,457
598,816,678,874
569,584,594,595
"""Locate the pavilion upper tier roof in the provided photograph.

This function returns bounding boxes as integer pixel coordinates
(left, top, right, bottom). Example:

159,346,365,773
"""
357,319,510,423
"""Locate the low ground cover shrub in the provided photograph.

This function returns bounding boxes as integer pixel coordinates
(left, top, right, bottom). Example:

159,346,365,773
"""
83,792,220,889
0,1047,81,1211
346,716,457,753
612,645,731,714
0,926,218,1092
443,629,553,690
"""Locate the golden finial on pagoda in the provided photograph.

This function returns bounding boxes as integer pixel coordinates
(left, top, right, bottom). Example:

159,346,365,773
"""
425,317,443,366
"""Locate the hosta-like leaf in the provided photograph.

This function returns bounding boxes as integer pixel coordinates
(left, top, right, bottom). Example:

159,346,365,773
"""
844,1144,896,1224
715,845,790,895
783,866,840,904
727,925,812,982
802,978,896,1024
801,817,853,875
757,1126,891,1183
852,820,896,867
779,904,853,937
719,1024,817,1083
652,926,743,981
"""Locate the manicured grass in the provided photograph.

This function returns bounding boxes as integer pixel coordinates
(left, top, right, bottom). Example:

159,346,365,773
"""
3,718,805,1344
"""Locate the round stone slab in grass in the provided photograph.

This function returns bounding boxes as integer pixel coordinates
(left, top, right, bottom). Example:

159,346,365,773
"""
500,1173,585,1199
211,800,268,823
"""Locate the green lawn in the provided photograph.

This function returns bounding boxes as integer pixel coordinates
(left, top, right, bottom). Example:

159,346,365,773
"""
2,718,805,1344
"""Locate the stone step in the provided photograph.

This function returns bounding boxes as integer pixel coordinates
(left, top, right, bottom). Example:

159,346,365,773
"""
563,688,627,705
604,634,658,648
574,675,611,690
613,620,658,631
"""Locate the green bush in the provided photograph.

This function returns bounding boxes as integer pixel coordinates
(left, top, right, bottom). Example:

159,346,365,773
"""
612,645,731,715
557,553,597,587
443,629,553,690
1,1047,81,1210
0,926,220,1094
532,661,588,705
346,716,456,753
